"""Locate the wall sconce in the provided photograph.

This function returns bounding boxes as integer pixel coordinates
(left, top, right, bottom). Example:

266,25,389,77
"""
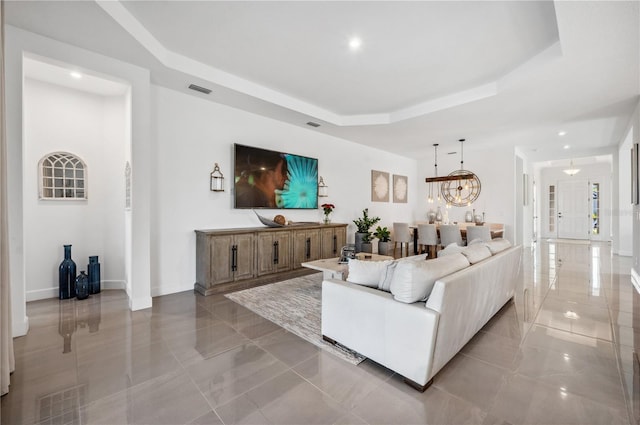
210,163,225,192
318,176,328,197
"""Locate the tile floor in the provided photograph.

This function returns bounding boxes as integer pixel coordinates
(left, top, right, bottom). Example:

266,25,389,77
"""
1,240,639,424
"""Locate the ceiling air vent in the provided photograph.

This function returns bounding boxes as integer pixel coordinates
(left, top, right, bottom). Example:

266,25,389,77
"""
188,84,212,95
306,121,320,128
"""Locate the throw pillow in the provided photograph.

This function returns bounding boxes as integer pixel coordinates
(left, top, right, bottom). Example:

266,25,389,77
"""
484,238,512,254
390,253,470,303
461,244,492,264
377,261,398,292
437,242,465,258
347,259,394,287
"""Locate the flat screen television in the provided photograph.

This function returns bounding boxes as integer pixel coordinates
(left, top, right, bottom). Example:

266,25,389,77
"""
234,144,318,209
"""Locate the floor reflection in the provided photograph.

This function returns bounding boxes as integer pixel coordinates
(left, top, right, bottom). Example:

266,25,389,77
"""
1,240,639,425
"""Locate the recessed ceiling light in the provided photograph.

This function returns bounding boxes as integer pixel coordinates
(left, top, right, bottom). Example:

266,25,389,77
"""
558,131,567,136
70,71,82,79
349,37,362,51
563,145,570,150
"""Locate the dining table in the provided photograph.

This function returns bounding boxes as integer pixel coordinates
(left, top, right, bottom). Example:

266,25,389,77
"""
410,222,504,255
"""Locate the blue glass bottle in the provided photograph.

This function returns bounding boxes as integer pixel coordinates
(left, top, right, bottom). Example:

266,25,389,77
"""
58,245,77,299
75,271,89,300
88,256,101,294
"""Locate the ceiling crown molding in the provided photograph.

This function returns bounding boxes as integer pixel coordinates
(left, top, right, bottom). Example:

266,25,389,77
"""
96,0,562,127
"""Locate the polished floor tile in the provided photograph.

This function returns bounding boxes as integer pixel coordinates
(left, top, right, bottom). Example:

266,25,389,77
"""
2,240,638,424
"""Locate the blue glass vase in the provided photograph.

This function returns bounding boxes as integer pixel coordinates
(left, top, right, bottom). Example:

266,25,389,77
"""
75,271,89,300
58,245,77,300
88,256,101,294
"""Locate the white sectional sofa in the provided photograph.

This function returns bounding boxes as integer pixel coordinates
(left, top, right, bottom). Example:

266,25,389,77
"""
321,240,522,391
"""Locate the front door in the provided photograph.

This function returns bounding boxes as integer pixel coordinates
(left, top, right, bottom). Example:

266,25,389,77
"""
557,179,589,239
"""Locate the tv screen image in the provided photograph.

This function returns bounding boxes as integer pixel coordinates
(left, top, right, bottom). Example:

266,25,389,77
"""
234,144,318,209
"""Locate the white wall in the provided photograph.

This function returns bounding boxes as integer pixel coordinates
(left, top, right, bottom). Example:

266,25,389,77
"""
538,162,612,241
618,129,634,256
416,147,517,243
152,85,418,296
23,79,126,300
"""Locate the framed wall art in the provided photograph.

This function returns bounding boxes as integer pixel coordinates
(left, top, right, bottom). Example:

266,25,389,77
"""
393,174,408,203
371,170,389,202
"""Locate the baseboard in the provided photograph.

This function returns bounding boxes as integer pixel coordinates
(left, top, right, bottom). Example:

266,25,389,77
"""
26,287,57,302
151,283,194,298
129,295,152,311
26,280,126,301
632,268,640,295
12,315,29,337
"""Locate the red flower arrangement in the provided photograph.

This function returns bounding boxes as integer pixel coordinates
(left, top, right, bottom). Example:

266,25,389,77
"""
321,203,335,215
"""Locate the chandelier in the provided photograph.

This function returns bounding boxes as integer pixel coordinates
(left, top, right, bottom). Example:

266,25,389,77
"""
425,139,481,207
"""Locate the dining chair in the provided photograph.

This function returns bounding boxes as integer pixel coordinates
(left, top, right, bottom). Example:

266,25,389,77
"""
439,224,463,247
417,224,439,258
393,222,411,258
465,225,492,244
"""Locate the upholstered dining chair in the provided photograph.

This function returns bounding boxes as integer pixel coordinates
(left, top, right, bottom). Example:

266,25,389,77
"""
439,224,464,247
393,222,411,258
417,224,439,258
465,225,492,244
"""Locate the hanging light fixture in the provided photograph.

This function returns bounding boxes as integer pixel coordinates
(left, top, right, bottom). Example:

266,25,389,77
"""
318,176,329,197
210,163,225,192
427,144,439,204
435,138,482,207
563,159,580,176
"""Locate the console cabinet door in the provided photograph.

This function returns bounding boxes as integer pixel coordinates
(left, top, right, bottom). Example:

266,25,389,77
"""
293,229,321,268
335,227,346,255
320,228,335,259
257,231,292,276
273,231,291,273
257,233,276,276
210,235,234,284
233,233,256,281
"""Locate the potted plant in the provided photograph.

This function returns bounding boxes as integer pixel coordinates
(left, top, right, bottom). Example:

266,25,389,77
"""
360,232,373,253
353,208,380,252
373,226,391,256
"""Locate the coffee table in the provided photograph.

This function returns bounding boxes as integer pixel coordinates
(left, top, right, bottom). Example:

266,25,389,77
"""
301,253,394,280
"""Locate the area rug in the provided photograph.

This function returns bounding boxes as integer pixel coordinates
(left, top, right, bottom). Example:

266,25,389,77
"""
225,272,365,365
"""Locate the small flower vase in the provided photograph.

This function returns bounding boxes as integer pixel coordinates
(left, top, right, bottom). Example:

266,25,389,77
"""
75,271,89,300
58,244,77,300
323,213,331,224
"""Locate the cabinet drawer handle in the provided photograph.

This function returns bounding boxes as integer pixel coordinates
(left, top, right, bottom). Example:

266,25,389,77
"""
231,245,238,271
333,235,337,255
274,241,279,265
306,237,311,259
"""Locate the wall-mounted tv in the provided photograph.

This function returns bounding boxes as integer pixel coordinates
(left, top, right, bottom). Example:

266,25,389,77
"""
234,144,318,209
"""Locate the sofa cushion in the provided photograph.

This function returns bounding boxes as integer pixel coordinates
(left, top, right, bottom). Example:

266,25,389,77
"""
437,242,465,258
484,238,512,254
461,244,492,264
377,261,398,292
390,253,470,303
347,259,394,287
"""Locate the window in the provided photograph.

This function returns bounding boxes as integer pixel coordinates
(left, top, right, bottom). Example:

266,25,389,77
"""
591,182,600,235
548,185,555,233
39,152,87,200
